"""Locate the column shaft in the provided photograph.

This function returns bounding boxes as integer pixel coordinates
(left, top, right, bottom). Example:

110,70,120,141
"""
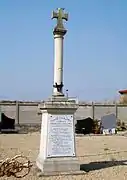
53,34,64,95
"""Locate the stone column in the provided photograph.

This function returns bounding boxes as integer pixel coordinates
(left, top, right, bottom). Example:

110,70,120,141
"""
52,8,68,96
53,32,65,96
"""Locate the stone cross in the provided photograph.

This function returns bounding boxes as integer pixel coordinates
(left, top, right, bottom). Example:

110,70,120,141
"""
52,8,68,30
36,8,80,175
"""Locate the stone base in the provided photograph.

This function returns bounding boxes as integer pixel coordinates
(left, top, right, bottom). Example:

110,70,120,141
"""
36,156,80,175
0,129,19,134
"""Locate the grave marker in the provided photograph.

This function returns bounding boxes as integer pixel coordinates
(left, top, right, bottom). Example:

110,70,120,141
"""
36,8,80,175
101,113,117,135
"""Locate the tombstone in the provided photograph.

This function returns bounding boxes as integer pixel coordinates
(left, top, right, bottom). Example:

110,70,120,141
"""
101,113,117,135
75,117,94,134
0,113,18,133
0,108,1,125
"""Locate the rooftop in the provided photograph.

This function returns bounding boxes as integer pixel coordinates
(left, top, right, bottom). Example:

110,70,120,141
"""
119,89,127,94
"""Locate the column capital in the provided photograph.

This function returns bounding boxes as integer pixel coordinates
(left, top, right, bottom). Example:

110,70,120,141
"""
53,28,67,36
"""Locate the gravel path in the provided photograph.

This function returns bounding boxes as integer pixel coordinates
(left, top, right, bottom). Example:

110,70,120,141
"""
0,133,127,180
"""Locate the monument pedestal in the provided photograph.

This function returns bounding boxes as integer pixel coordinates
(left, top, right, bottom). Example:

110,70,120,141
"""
36,157,79,175
36,96,80,175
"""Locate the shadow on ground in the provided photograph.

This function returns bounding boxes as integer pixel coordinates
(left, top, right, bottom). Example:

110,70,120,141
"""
80,159,127,172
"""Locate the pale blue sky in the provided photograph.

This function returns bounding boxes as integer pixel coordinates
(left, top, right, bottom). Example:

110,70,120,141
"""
0,0,127,101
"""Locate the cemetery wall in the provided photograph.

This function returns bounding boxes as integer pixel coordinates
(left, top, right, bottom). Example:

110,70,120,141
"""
0,102,127,125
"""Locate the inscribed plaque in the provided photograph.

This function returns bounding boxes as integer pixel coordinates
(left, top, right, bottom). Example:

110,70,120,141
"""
47,114,75,157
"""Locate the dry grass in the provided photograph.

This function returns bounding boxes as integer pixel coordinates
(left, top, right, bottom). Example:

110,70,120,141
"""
0,133,127,180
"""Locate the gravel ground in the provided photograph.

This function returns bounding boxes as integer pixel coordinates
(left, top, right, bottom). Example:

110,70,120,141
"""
0,132,127,180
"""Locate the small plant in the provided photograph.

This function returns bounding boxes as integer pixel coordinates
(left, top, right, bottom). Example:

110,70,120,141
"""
116,119,127,131
92,119,101,134
117,119,121,126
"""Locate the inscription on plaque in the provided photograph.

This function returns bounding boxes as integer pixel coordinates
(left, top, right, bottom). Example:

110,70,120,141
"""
47,114,75,157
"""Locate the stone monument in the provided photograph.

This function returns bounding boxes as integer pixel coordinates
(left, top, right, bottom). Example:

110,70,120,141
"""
101,113,116,135
36,8,80,175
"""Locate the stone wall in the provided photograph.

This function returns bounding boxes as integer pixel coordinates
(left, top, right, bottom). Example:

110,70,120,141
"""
0,102,127,125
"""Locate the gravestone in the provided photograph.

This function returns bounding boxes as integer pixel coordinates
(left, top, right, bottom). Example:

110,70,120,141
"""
0,107,1,125
0,113,18,133
101,113,117,135
75,117,94,134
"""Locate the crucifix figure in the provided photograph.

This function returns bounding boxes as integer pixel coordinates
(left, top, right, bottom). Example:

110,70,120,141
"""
52,8,68,32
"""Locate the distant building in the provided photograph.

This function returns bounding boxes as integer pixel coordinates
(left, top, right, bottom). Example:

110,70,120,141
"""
119,89,127,104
